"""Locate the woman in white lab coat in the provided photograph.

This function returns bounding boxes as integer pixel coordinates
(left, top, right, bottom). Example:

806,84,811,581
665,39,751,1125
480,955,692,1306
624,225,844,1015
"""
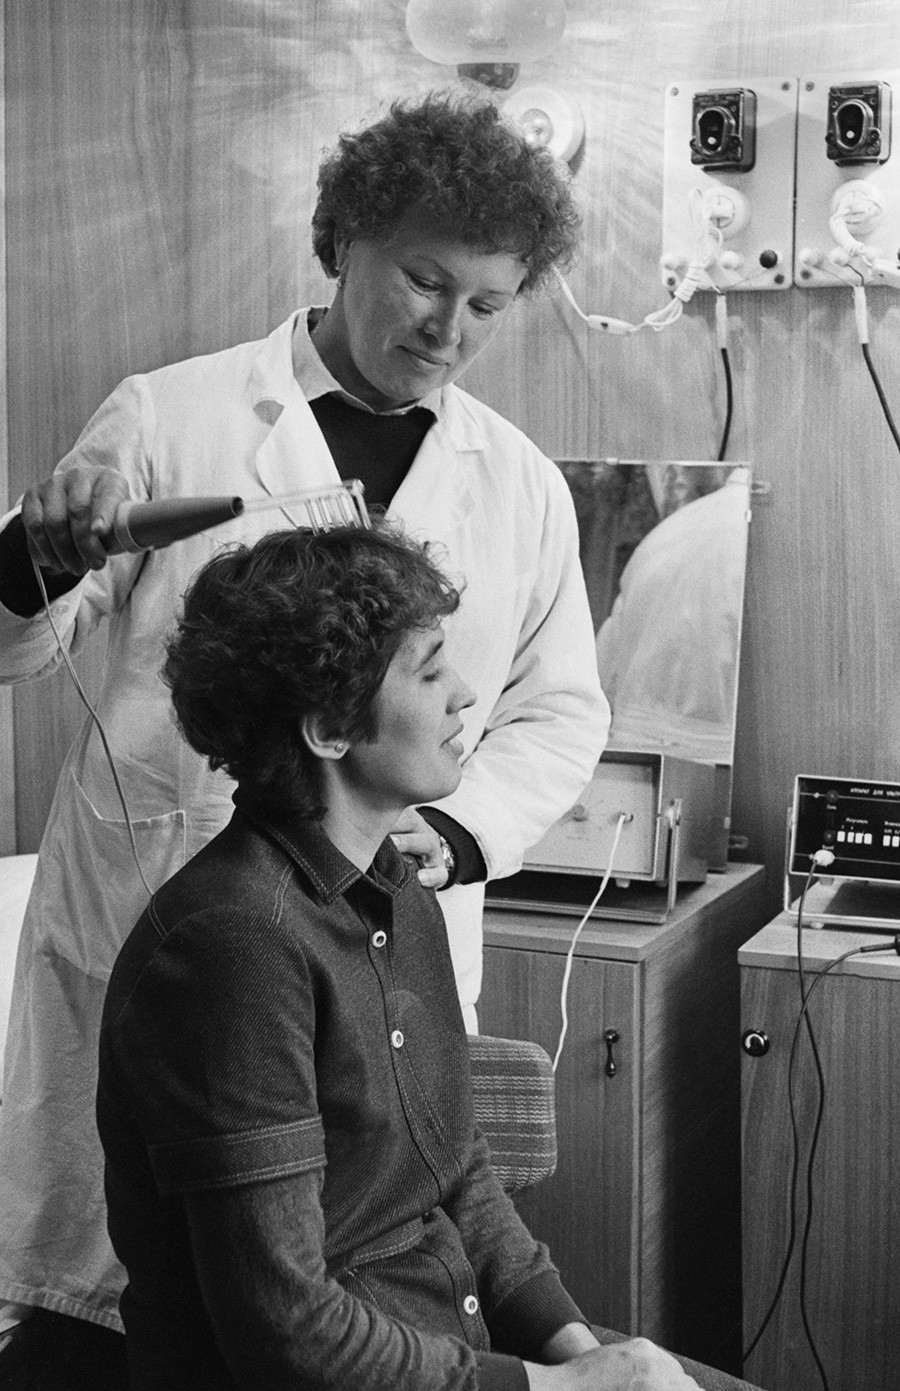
0,91,608,1354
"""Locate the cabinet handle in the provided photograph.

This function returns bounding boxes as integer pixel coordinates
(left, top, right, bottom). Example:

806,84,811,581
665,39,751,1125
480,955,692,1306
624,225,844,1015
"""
603,1028,620,1077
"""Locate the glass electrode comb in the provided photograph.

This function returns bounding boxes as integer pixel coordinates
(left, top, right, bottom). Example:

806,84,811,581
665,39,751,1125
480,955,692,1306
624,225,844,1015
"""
111,479,370,554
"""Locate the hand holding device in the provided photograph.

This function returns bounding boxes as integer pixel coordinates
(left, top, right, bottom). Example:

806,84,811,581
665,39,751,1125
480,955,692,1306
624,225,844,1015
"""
20,473,370,578
20,462,132,577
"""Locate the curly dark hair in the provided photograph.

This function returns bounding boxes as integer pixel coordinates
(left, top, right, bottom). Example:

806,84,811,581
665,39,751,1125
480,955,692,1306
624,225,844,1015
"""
312,89,581,293
162,524,460,819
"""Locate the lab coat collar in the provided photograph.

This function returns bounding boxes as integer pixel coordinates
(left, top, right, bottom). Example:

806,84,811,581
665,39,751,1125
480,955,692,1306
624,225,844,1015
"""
247,313,341,527
245,311,488,534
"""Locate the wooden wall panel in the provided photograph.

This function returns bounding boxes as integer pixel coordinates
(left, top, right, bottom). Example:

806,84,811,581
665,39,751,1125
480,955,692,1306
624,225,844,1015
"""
5,0,900,924
0,2,12,856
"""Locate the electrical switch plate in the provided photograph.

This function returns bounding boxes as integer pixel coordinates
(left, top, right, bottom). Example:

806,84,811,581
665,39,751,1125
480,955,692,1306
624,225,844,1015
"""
795,71,900,288
661,78,798,293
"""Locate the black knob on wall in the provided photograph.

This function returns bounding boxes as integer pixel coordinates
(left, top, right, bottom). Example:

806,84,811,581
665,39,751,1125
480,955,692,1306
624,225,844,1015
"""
741,1028,770,1057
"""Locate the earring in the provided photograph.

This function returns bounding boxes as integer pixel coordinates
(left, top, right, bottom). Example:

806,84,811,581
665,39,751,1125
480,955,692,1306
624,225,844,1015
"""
336,267,347,290
334,741,346,754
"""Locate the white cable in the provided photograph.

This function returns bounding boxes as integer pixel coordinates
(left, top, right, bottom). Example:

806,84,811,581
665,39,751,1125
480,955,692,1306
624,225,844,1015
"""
717,289,734,347
828,207,870,262
551,811,629,1074
852,284,869,345
554,190,721,337
33,558,154,898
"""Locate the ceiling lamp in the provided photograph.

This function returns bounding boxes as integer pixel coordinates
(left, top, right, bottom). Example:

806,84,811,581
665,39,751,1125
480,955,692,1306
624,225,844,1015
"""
405,0,567,89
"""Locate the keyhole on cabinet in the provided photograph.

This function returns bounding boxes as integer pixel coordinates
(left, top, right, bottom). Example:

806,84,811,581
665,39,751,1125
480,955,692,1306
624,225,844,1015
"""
604,1028,620,1077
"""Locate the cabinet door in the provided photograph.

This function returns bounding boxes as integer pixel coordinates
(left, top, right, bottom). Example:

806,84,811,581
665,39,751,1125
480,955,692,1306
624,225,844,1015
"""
480,944,638,1333
742,965,900,1391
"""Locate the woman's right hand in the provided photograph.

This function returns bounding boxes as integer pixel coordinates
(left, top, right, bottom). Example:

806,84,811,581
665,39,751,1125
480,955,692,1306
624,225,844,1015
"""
526,1337,703,1390
20,464,132,577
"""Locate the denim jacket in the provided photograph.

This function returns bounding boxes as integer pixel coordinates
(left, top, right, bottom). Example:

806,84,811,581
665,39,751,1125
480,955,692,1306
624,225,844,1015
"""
97,796,584,1389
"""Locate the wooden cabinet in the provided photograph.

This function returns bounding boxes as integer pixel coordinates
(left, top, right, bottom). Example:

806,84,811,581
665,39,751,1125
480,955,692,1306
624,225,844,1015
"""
480,861,767,1375
740,919,900,1391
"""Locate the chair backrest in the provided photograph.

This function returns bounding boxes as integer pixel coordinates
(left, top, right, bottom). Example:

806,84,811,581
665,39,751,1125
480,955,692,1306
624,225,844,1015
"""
466,1033,557,1194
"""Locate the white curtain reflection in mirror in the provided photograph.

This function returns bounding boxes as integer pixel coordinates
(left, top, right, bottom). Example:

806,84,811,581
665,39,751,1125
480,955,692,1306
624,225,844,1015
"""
556,460,751,767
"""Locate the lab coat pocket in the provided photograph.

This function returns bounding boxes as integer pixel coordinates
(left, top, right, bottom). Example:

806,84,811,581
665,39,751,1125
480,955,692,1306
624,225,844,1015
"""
37,771,187,980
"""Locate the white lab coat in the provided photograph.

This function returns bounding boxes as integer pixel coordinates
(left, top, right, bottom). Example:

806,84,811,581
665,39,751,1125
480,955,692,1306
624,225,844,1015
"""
0,313,608,1326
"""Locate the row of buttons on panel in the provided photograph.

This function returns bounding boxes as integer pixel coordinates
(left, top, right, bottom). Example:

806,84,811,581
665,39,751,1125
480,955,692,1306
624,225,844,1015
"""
836,830,900,846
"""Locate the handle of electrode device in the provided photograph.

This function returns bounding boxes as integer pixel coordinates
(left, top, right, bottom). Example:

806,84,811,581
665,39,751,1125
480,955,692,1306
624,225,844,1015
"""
109,496,245,555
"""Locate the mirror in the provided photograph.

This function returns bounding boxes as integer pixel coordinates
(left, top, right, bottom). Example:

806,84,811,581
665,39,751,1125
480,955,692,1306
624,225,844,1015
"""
556,458,752,868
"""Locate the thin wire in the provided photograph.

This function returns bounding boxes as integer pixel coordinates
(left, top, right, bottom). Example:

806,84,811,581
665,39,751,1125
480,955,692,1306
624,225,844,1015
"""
552,199,722,338
742,866,817,1365
717,346,733,461
860,342,900,459
33,558,154,897
792,874,829,1391
713,293,732,462
742,858,898,1376
552,813,628,1073
788,936,898,1391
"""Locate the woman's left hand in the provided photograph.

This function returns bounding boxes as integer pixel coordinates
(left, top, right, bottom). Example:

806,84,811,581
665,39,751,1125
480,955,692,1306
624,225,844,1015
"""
390,808,448,889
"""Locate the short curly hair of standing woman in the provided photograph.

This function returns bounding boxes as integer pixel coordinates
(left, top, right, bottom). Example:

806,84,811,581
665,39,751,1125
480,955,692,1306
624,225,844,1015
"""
311,89,582,294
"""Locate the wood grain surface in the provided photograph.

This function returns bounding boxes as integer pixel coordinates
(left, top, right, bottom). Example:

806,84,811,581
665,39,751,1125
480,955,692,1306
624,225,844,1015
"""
741,944,900,1390
4,2,900,920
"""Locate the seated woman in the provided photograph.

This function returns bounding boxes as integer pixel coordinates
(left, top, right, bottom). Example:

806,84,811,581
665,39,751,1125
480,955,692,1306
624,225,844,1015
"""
96,524,763,1391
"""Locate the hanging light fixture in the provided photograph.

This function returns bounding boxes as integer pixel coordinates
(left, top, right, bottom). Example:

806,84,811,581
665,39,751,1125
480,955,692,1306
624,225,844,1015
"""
405,0,567,90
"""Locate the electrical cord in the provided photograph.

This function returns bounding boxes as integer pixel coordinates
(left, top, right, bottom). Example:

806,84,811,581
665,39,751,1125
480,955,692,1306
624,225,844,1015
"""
33,557,154,897
715,293,733,461
792,866,829,1391
825,200,900,460
717,347,733,461
554,190,723,337
551,812,629,1073
742,862,817,1368
849,282,900,459
861,341,900,459
742,853,899,1386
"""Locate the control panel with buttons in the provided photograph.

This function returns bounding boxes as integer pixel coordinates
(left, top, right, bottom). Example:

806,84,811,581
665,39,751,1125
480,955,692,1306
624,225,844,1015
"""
789,773,900,883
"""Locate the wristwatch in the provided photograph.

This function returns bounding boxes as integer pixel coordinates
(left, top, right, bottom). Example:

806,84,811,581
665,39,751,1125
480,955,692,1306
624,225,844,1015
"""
437,834,458,887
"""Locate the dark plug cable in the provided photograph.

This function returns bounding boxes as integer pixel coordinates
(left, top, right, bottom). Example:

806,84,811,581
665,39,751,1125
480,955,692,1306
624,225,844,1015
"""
717,347,733,461
742,862,818,1369
715,294,733,462
852,284,900,460
743,856,898,1385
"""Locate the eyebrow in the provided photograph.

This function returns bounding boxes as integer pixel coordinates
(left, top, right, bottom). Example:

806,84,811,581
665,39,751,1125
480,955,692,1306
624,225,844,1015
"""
406,255,518,303
416,634,444,671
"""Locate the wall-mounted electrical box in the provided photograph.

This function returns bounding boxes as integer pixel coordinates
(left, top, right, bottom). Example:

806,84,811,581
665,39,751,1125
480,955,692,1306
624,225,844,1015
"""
689,88,757,172
795,71,900,288
825,81,891,165
661,77,798,293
